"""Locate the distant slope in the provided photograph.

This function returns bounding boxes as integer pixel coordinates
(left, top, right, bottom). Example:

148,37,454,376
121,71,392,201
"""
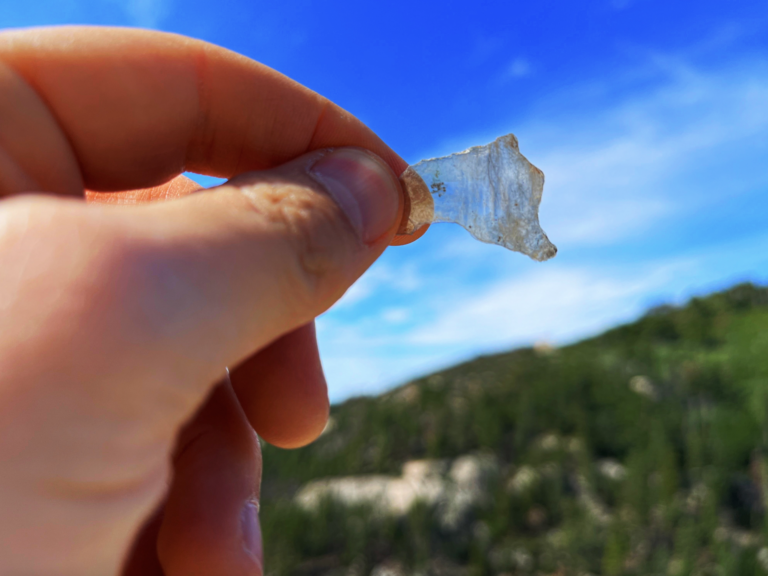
262,282,768,490
260,282,768,576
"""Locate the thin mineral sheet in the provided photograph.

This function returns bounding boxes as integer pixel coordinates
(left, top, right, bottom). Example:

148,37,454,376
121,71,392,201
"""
399,134,557,262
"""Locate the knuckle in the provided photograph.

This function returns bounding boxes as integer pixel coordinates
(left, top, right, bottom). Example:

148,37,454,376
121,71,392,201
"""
242,181,357,310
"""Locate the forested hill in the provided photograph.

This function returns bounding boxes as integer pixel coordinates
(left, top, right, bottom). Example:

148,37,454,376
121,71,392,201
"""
260,282,768,576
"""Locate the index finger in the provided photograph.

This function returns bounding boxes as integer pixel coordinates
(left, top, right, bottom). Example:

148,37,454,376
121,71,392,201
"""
0,26,408,191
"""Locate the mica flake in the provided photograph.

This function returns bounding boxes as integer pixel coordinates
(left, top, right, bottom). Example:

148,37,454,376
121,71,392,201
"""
398,134,557,262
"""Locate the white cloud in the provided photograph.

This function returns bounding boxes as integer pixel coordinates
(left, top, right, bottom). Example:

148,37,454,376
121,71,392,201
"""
404,261,690,347
502,57,532,80
123,0,171,27
99,0,172,27
409,228,768,350
331,261,422,310
382,307,409,324
427,54,768,248
319,229,768,402
318,51,768,402
526,57,768,246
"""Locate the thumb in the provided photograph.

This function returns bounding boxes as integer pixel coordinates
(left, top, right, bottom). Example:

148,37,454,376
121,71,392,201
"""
108,146,403,397
0,146,401,439
0,147,400,572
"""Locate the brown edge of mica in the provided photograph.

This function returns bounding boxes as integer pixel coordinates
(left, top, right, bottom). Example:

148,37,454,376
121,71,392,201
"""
397,167,435,235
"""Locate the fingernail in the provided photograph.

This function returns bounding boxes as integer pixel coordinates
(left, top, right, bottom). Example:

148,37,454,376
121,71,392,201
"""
310,149,400,244
241,500,263,568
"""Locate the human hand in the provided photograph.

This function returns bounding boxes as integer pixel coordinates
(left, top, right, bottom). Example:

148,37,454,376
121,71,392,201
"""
0,27,419,575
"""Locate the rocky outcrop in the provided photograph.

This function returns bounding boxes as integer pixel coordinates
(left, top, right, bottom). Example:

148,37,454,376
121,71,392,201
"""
295,454,499,528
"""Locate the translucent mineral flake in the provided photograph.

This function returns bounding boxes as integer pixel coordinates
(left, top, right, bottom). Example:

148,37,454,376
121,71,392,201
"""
398,134,557,262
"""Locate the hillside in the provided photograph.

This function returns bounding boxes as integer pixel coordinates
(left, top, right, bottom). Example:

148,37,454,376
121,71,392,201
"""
260,282,768,576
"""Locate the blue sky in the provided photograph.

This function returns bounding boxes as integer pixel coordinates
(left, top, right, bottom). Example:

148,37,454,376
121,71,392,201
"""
3,1,768,401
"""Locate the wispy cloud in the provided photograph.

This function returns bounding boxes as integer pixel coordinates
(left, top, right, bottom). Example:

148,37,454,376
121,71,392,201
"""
93,0,173,28
318,49,768,401
331,262,422,311
319,230,768,401
522,56,768,246
121,0,172,27
404,262,688,347
381,307,410,324
501,57,532,80
0,0,174,30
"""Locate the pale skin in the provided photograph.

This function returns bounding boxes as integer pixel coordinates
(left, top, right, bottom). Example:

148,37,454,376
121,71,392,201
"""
0,27,428,575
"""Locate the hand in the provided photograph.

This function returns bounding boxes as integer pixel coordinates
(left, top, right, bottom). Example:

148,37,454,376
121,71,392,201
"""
0,27,420,575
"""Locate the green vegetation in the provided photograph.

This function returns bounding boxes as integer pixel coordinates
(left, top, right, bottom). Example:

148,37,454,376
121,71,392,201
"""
260,283,768,576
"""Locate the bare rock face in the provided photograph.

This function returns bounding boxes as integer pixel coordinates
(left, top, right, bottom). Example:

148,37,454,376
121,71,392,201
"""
369,561,406,576
294,454,499,528
294,459,447,516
